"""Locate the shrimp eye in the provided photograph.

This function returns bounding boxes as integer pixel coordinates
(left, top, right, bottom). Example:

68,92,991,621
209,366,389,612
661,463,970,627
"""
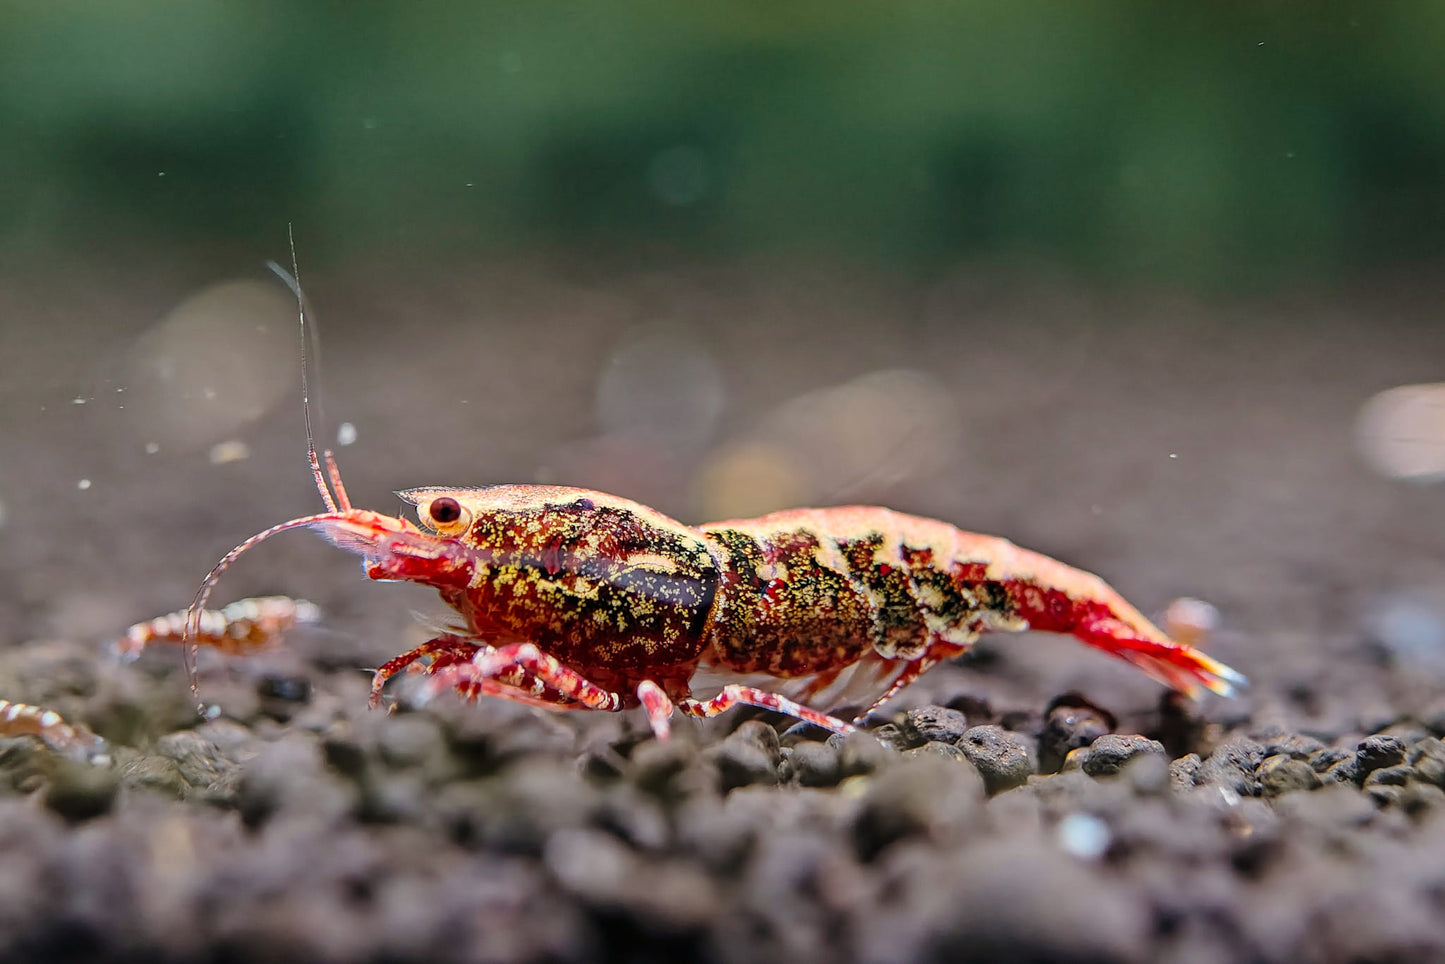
427,497,463,526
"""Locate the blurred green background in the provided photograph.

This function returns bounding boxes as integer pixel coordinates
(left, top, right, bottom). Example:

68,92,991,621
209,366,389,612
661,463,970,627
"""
4,1,1443,287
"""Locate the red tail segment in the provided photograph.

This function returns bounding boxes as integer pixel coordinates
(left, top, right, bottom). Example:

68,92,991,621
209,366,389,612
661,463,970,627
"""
1007,580,1245,698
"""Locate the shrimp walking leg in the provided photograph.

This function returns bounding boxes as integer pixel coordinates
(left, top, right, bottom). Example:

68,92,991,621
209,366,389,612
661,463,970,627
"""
636,680,675,741
369,633,482,707
680,684,858,735
433,643,626,712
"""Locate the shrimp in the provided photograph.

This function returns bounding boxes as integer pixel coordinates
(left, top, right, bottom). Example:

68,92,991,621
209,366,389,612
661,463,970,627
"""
188,468,1243,741
0,699,109,764
184,244,1244,741
120,596,320,660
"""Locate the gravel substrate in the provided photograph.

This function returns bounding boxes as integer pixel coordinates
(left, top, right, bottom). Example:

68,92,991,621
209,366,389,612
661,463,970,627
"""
3,635,1445,964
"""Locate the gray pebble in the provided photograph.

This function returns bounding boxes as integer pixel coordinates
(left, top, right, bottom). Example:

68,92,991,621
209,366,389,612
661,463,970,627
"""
956,725,1034,794
729,719,782,760
1274,782,1376,827
43,757,119,822
1422,696,1445,737
357,772,429,824
708,734,780,793
1309,746,1353,773
1399,782,1445,816
155,730,231,790
1262,733,1324,760
786,741,841,787
1322,756,1361,786
377,715,446,771
1195,738,1266,795
237,736,354,828
899,705,970,746
862,722,912,752
0,737,56,795
1257,754,1322,796
1082,734,1166,778
1356,735,1407,775
1361,764,1411,788
1169,753,1202,790
829,730,897,777
1040,699,1115,772
1124,753,1171,796
1407,737,1445,789
851,755,984,861
778,720,835,746
120,755,190,799
902,741,968,763
631,738,711,805
1366,783,1405,808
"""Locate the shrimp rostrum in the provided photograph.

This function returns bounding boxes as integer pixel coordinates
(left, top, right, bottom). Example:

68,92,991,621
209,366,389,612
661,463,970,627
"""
190,459,1244,740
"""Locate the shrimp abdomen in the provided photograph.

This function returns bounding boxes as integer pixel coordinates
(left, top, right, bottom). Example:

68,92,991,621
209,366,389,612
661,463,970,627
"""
698,506,1243,700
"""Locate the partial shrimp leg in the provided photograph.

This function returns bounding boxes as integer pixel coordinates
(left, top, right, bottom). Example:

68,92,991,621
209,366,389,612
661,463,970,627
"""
370,633,482,707
430,641,627,713
679,684,858,735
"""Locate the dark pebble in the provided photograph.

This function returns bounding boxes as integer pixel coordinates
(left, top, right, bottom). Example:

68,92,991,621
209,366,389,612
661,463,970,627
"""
729,720,783,761
377,715,446,771
851,755,984,861
1361,764,1411,788
1082,734,1166,778
237,736,353,828
1156,689,1208,757
1422,697,1445,737
1399,782,1445,816
779,720,834,746
902,741,969,763
1322,756,1360,786
257,674,312,703
43,758,119,822
864,722,913,752
121,755,190,798
1262,732,1325,761
1407,737,1445,789
1039,694,1116,772
899,705,970,746
1125,753,1171,796
709,733,780,793
1366,783,1405,807
956,725,1034,794
1170,753,1202,790
1356,735,1407,775
1309,746,1353,773
946,693,994,724
829,730,897,778
1275,782,1376,828
1257,754,1322,796
786,741,841,787
357,772,429,824
0,736,56,794
321,735,370,782
155,730,231,790
631,739,709,804
1194,738,1266,795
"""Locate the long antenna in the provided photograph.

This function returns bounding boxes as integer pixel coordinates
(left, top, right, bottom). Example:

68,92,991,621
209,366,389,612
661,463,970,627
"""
188,227,354,713
266,225,339,513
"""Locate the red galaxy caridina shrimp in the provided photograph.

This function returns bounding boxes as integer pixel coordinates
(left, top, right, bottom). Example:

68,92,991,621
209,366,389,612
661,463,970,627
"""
185,248,1244,740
